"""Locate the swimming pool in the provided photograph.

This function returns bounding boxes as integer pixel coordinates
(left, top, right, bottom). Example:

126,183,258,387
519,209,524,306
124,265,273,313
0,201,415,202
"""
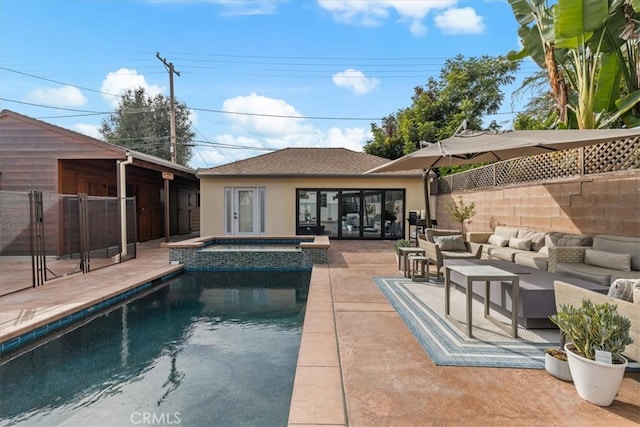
0,270,310,426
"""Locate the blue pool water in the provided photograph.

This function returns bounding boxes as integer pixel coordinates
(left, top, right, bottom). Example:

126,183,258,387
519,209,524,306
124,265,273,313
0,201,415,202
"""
0,271,310,426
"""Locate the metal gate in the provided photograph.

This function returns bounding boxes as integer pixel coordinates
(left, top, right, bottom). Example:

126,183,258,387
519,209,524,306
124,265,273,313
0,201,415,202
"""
0,191,136,295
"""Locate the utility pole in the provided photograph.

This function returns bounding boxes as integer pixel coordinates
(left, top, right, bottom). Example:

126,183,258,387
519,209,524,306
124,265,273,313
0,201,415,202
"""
156,52,180,163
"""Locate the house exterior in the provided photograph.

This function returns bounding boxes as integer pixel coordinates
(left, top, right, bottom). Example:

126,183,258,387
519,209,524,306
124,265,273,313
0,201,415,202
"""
198,148,424,240
0,109,200,256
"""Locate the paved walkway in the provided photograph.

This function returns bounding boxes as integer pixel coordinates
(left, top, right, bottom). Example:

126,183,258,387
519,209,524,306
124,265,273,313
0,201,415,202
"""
1,239,638,426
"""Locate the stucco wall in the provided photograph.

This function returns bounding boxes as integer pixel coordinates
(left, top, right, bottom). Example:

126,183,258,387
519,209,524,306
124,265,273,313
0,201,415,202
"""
434,170,640,237
199,176,424,238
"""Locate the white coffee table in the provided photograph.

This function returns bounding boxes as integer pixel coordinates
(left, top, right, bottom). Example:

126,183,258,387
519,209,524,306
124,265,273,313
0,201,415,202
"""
444,264,520,338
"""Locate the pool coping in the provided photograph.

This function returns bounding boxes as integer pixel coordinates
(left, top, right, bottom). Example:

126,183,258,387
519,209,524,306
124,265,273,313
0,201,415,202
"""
0,264,184,351
287,264,347,426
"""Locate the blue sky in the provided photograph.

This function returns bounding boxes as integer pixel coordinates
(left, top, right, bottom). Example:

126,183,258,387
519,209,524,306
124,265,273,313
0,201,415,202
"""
0,0,538,169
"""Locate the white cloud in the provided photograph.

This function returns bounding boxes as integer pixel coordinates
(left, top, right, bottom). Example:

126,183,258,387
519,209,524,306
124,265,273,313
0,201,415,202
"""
318,0,389,26
209,0,282,15
324,127,369,152
332,69,380,95
434,8,485,34
100,68,163,108
25,85,87,107
318,0,455,33
222,92,312,139
73,123,102,139
188,93,371,168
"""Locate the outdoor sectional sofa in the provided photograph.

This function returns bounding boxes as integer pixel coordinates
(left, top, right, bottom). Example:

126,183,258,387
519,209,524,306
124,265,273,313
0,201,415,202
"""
467,227,640,284
466,226,593,271
549,234,640,286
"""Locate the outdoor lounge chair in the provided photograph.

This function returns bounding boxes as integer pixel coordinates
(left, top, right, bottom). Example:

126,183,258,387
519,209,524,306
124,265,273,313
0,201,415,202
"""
418,231,482,280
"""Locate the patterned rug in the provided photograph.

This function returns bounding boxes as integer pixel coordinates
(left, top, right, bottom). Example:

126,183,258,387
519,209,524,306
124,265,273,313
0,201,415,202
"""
374,277,640,371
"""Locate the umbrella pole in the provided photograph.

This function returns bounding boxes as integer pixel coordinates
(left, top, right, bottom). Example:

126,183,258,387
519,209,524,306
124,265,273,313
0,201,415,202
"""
422,169,432,229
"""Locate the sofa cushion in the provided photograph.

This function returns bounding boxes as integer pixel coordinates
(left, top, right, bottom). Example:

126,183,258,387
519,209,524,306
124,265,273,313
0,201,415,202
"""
545,232,593,248
434,235,467,251
514,251,548,270
538,246,549,256
509,237,532,251
426,229,461,243
490,247,523,262
487,234,509,247
555,263,611,287
518,230,547,251
593,234,640,271
494,226,520,239
607,278,638,302
584,248,631,272
635,283,640,305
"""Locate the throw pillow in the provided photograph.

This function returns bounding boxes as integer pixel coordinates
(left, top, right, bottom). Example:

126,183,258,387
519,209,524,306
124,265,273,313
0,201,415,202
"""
584,249,631,272
487,234,509,247
634,282,640,305
607,279,638,302
519,230,546,251
508,237,532,251
434,235,467,252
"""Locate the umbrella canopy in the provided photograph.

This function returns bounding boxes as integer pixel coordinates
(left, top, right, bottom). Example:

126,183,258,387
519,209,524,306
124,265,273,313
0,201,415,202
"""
366,129,640,173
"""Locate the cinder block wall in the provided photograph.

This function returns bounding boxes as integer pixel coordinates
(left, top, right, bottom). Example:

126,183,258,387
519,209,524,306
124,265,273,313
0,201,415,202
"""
434,170,640,237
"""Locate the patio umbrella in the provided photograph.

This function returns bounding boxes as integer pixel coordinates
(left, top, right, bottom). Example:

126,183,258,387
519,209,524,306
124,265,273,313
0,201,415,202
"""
366,128,640,228
365,129,640,173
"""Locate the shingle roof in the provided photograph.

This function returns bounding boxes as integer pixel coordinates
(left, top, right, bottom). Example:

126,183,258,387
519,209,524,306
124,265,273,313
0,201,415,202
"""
197,147,420,177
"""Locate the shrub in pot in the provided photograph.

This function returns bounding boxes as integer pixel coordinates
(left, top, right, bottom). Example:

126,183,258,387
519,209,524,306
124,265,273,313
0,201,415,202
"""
393,239,410,254
550,299,633,406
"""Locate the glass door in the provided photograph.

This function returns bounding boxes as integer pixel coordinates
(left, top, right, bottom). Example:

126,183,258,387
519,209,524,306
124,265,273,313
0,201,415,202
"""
235,188,255,234
340,191,361,238
362,191,382,239
320,191,339,237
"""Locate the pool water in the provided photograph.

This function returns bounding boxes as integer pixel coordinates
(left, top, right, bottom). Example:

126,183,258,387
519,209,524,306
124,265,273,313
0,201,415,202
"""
0,271,310,426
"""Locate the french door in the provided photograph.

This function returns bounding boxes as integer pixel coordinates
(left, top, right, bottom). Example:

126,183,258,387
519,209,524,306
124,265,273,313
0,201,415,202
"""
225,187,265,235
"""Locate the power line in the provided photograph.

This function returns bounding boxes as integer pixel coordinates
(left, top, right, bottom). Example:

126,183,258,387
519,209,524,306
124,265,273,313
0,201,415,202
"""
0,97,386,121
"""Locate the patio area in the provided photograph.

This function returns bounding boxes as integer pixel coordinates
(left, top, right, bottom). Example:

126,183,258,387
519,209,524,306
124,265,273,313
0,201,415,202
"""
1,239,638,425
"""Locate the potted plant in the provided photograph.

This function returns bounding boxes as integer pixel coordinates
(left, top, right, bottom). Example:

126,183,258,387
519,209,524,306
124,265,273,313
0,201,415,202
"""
544,347,572,382
446,196,476,234
550,299,633,406
393,239,410,254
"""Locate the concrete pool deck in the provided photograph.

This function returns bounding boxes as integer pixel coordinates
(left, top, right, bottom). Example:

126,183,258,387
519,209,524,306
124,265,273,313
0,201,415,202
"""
1,239,638,425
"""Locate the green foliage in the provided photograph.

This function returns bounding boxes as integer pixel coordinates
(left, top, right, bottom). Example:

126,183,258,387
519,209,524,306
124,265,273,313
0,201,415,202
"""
100,87,196,166
550,299,633,360
507,0,640,128
364,55,519,160
393,239,411,253
446,196,476,230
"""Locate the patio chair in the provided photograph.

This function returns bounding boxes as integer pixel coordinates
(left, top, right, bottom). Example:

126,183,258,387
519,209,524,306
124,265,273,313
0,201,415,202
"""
418,230,482,280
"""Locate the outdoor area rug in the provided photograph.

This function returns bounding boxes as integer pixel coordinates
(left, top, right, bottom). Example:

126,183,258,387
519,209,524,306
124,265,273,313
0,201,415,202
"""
374,277,640,371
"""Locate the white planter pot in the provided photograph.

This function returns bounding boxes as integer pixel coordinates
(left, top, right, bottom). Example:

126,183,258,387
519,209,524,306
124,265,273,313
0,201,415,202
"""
564,343,628,406
544,351,572,382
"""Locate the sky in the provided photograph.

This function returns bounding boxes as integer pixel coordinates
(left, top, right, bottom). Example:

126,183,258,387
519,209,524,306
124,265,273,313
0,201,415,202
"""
0,0,539,170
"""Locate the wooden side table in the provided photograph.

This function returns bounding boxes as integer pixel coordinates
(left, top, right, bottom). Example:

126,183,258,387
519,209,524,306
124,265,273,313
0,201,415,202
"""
397,247,425,278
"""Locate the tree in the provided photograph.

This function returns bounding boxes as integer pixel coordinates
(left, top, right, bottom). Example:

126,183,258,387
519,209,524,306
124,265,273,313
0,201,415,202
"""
512,71,560,130
100,87,195,165
507,0,640,129
364,55,519,162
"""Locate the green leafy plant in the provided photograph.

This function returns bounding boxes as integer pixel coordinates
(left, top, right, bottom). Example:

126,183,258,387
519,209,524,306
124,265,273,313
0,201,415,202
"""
393,239,411,254
550,299,633,361
446,196,476,232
